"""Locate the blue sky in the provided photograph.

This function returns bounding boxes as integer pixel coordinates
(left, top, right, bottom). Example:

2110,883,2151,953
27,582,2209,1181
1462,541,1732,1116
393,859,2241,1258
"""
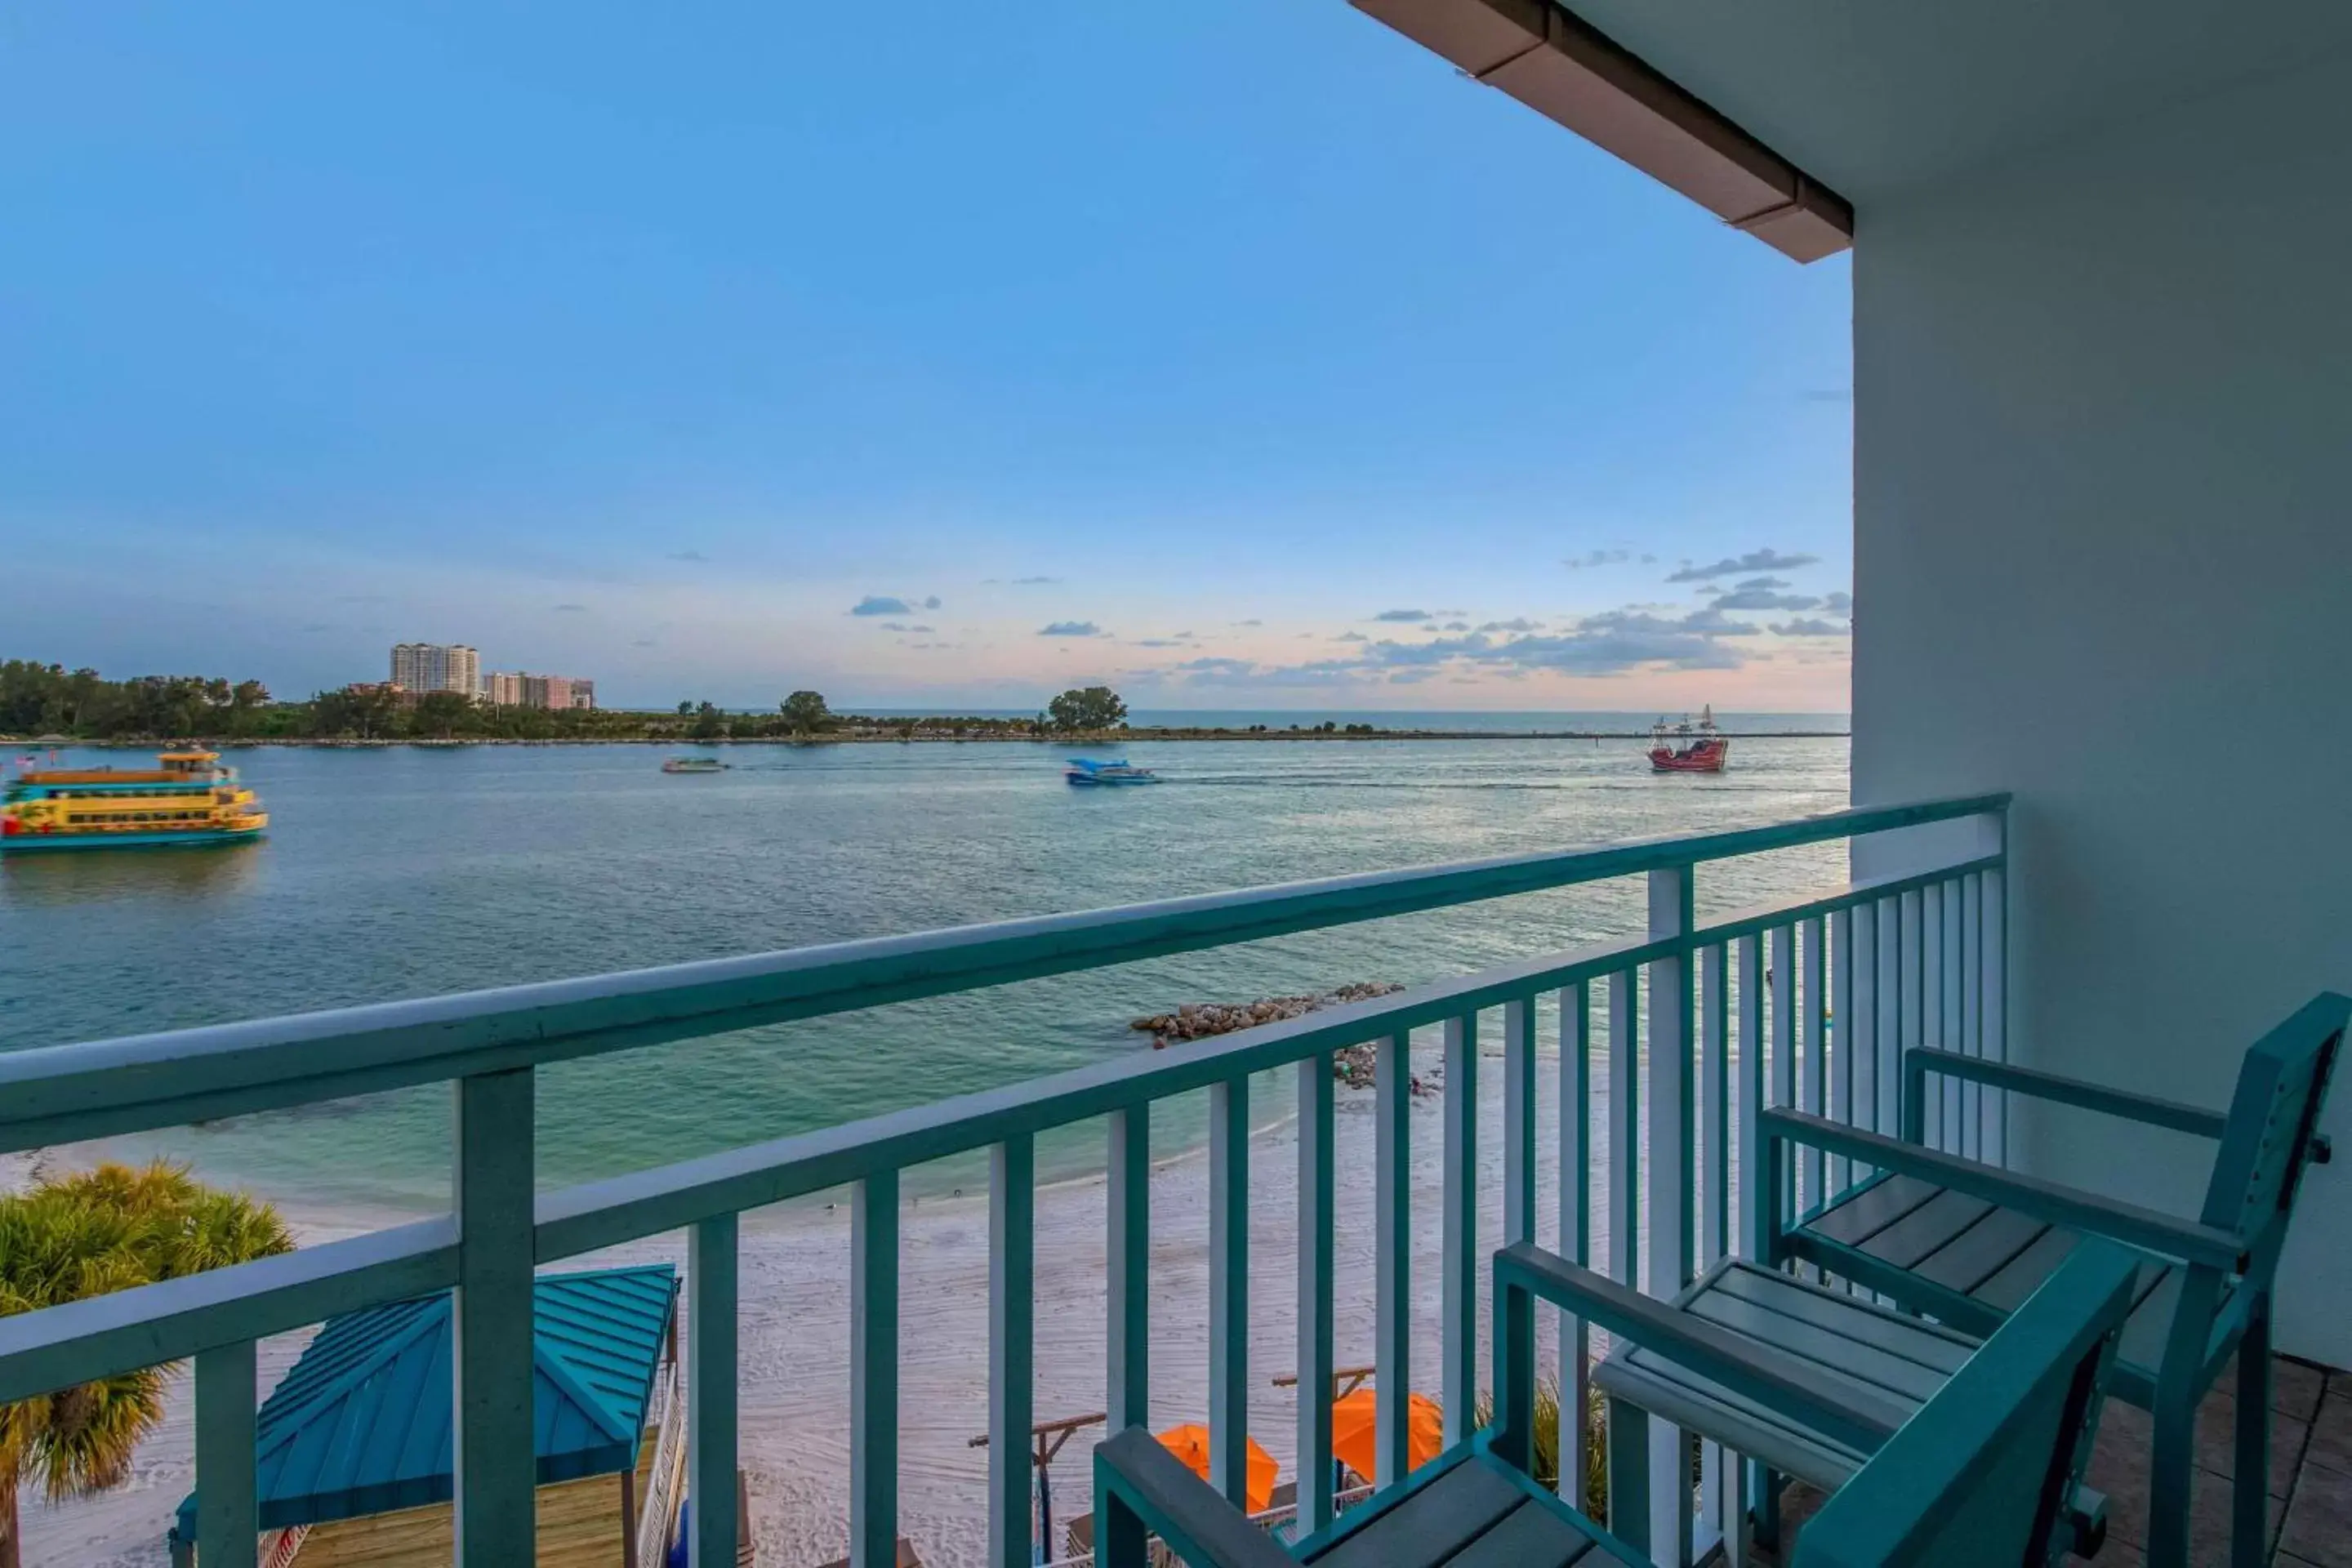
0,1,1852,711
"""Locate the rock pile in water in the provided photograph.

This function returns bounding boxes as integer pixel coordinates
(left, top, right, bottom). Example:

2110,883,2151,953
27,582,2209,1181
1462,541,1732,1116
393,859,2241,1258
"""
1130,983,1437,1094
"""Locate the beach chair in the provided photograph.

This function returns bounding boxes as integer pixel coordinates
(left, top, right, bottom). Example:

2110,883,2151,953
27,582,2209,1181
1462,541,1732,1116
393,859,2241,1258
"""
1760,991,2345,1568
1089,1238,2138,1567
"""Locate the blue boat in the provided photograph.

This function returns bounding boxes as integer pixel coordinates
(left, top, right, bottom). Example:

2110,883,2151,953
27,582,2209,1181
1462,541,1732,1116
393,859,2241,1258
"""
1065,757,1160,786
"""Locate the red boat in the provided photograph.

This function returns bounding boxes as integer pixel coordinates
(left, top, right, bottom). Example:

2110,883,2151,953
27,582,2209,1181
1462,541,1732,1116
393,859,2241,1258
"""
1649,706,1730,773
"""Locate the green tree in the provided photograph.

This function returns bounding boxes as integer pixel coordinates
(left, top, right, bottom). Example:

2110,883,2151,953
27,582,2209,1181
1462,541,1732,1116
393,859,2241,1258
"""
410,690,474,739
1047,686,1127,733
691,701,725,739
779,690,831,736
0,1162,294,1568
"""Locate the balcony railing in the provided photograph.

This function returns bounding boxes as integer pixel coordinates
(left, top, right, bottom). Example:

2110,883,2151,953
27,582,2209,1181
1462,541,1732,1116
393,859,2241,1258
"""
0,792,2008,1568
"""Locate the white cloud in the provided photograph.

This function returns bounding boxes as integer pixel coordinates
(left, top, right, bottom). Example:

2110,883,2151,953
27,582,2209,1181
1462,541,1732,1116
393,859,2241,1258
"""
1666,549,1821,584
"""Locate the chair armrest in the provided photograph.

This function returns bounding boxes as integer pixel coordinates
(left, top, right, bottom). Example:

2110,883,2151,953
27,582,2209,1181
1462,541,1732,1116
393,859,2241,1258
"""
1494,1241,1908,1454
1904,1048,2227,1138
1094,1427,1295,1568
1765,1109,2249,1272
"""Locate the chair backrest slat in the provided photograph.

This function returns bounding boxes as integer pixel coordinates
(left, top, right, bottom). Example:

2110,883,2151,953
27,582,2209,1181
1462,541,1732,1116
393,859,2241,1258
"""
2198,994,2346,1243
1793,1241,2140,1568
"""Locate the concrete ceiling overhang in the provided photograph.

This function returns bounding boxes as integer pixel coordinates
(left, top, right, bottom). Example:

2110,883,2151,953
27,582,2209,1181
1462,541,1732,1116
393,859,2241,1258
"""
1350,0,2352,253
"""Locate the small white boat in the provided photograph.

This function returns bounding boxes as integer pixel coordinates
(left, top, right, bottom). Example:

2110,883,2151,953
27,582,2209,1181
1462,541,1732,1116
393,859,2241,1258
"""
1064,757,1160,786
662,757,728,774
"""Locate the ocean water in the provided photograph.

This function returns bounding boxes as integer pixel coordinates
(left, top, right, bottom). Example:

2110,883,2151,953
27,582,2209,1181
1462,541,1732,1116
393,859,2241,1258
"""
2,732,1849,1208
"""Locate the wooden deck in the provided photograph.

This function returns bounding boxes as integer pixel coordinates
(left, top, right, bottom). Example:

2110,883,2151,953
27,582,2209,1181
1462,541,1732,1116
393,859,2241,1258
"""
1758,1352,2352,1567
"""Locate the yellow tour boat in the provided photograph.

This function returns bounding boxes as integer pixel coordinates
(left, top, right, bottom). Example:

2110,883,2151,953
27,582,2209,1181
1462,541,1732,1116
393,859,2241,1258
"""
2,751,269,853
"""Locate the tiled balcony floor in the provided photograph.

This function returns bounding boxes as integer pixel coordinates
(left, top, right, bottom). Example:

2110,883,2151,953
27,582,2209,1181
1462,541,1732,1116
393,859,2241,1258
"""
1764,1354,2352,1567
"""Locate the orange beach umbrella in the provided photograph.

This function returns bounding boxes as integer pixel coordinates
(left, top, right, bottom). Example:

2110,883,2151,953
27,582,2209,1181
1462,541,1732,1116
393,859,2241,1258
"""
1155,1423,1278,1513
1329,1389,1443,1481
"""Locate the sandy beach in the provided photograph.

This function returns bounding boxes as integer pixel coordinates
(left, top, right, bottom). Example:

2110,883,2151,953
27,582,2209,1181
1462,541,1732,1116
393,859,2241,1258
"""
16,1032,1619,1568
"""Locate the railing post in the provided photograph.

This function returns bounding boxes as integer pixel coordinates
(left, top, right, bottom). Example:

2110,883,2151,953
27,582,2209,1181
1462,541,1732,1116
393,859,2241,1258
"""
1769,926,1796,1230
1802,917,1827,1211
1700,948,1729,1267
1298,1052,1337,1535
1558,984,1592,1512
195,1339,258,1568
689,1214,738,1568
452,1068,537,1568
1986,856,2010,1165
990,1136,1036,1568
1646,867,1695,1564
1441,1012,1478,1446
1107,1105,1151,1434
851,1170,899,1568
1697,946,1729,1546
1830,908,1855,1192
1374,1031,1410,1488
1503,997,1537,1247
1737,938,1765,1262
1608,971,1637,1289
1960,873,1982,1161
1209,1076,1250,1508
1851,900,1879,1178
1877,896,1904,1137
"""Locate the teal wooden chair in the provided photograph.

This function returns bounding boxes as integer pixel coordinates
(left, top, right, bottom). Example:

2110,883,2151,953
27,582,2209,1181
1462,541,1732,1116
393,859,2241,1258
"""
1091,1238,2139,1568
1762,991,2345,1568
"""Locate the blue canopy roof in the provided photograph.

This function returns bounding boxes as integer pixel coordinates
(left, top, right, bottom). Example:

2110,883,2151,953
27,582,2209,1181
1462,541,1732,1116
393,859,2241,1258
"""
175,1263,676,1535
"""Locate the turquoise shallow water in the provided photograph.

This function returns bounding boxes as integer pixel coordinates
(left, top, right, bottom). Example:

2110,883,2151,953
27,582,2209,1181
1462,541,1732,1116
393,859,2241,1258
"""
1,733,1848,1207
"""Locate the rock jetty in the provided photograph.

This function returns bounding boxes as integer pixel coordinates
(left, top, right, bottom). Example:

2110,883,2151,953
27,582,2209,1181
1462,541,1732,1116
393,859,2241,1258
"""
1129,983,1438,1093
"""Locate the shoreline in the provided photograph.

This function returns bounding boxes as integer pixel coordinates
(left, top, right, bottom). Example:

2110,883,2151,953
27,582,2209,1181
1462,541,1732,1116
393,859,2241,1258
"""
11,728,1851,748
18,1038,1601,1568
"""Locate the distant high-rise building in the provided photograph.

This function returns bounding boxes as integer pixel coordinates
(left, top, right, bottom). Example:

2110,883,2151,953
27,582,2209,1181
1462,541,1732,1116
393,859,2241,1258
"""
517,674,595,710
482,671,527,706
390,643,479,697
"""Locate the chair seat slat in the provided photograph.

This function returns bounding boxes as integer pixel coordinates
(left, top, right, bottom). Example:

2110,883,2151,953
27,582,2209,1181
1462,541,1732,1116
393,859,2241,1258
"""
1858,1189,1995,1271
1594,1352,1868,1490
1434,1495,1597,1568
1909,1204,2051,1295
1682,1287,1954,1404
1967,1226,2080,1314
1806,1173,1942,1245
1707,1261,1976,1372
1304,1453,1524,1568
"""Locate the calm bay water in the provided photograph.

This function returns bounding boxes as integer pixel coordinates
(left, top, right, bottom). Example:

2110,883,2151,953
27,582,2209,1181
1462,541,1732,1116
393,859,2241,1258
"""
2,730,1849,1207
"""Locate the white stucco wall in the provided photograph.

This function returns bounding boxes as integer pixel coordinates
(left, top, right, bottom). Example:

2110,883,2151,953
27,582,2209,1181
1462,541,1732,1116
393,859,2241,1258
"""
1848,51,2352,1362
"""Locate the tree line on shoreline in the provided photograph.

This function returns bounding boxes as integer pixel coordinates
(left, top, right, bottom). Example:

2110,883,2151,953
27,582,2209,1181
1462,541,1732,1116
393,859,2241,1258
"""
0,661,1152,743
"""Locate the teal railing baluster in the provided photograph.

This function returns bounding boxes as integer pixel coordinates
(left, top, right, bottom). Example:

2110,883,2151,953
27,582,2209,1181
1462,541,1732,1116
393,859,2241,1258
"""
1943,878,1966,1153
1557,982,1592,1511
1296,1049,1336,1535
453,1068,536,1568
689,1214,738,1568
1851,899,1879,1181
1769,927,1796,1233
1440,1012,1478,1446
1503,996,1538,1247
1986,862,2009,1163
1697,942,1729,1545
1644,866,1695,1563
1802,916,1827,1212
1960,871,1983,1161
194,1339,258,1568
989,1135,1035,1568
851,1170,898,1568
1209,1075,1250,1507
1106,1104,1150,1435
1877,896,1904,1140
1829,907,1855,1194
1372,1031,1410,1488
1901,888,1926,1147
